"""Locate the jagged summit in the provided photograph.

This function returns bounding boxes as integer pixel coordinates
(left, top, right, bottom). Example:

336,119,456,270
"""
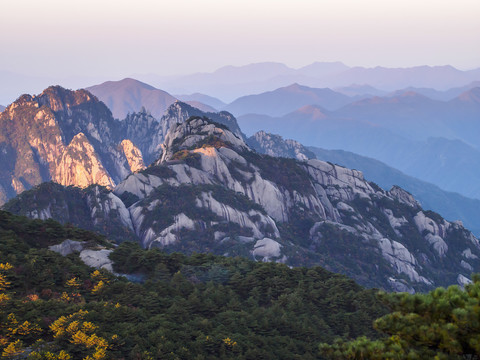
0,86,143,203
163,101,245,139
158,116,249,164
247,130,316,161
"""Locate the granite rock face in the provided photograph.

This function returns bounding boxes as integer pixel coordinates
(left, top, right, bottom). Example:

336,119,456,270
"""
112,118,480,291
0,87,139,203
247,130,316,161
0,87,244,205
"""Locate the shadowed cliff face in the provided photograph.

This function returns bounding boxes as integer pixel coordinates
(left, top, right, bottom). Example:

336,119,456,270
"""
6,117,480,293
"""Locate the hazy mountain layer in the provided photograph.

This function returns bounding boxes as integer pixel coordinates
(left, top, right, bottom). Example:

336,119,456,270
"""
237,92,480,200
175,93,226,110
225,83,355,116
86,78,177,119
136,62,480,102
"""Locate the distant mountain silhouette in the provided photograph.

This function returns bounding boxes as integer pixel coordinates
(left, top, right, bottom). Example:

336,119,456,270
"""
321,65,480,90
175,93,226,110
333,84,387,97
388,81,480,101
238,103,480,200
133,62,480,102
225,83,354,117
86,78,177,119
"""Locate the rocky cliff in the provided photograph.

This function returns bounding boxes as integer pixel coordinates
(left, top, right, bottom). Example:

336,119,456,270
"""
0,87,142,204
247,130,316,161
0,87,243,205
5,117,479,292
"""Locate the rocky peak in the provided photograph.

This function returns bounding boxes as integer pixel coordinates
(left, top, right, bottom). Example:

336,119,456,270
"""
388,185,420,208
158,117,249,164
35,86,97,113
247,130,316,161
162,101,244,139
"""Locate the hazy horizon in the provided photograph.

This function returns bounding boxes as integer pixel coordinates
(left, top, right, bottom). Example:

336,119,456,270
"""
1,0,479,79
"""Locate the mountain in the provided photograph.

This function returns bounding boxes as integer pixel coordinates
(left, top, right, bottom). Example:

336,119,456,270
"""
225,83,355,117
334,84,387,97
247,131,316,161
0,105,5,112
182,100,217,113
322,65,480,91
239,98,480,199
121,101,244,165
308,147,480,236
86,78,177,119
175,92,226,110
0,86,144,204
249,130,480,236
0,86,243,205
388,81,480,101
334,91,454,140
135,62,480,102
5,116,480,292
296,61,350,78
0,209,387,358
334,90,480,145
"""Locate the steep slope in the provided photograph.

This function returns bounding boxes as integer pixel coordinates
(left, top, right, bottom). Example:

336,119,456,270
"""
86,78,177,119
249,130,480,237
309,147,480,236
225,83,355,117
247,131,316,161
0,86,145,205
0,209,386,358
120,101,245,165
2,182,137,242
0,88,244,205
7,117,480,292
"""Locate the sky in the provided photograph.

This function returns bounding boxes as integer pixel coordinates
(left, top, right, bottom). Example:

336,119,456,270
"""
1,0,479,79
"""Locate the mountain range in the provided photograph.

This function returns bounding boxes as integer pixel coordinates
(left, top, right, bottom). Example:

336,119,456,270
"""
224,83,356,117
2,95,479,292
237,87,480,200
134,62,480,102
0,86,241,204
1,77,480,293
247,131,480,237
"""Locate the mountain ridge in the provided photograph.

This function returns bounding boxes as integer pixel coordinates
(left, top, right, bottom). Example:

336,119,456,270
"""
0,87,245,204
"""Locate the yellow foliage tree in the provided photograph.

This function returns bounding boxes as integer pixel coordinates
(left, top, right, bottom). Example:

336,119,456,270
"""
1,339,23,358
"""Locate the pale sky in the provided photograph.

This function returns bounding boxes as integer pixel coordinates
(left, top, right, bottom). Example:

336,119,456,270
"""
1,0,479,78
